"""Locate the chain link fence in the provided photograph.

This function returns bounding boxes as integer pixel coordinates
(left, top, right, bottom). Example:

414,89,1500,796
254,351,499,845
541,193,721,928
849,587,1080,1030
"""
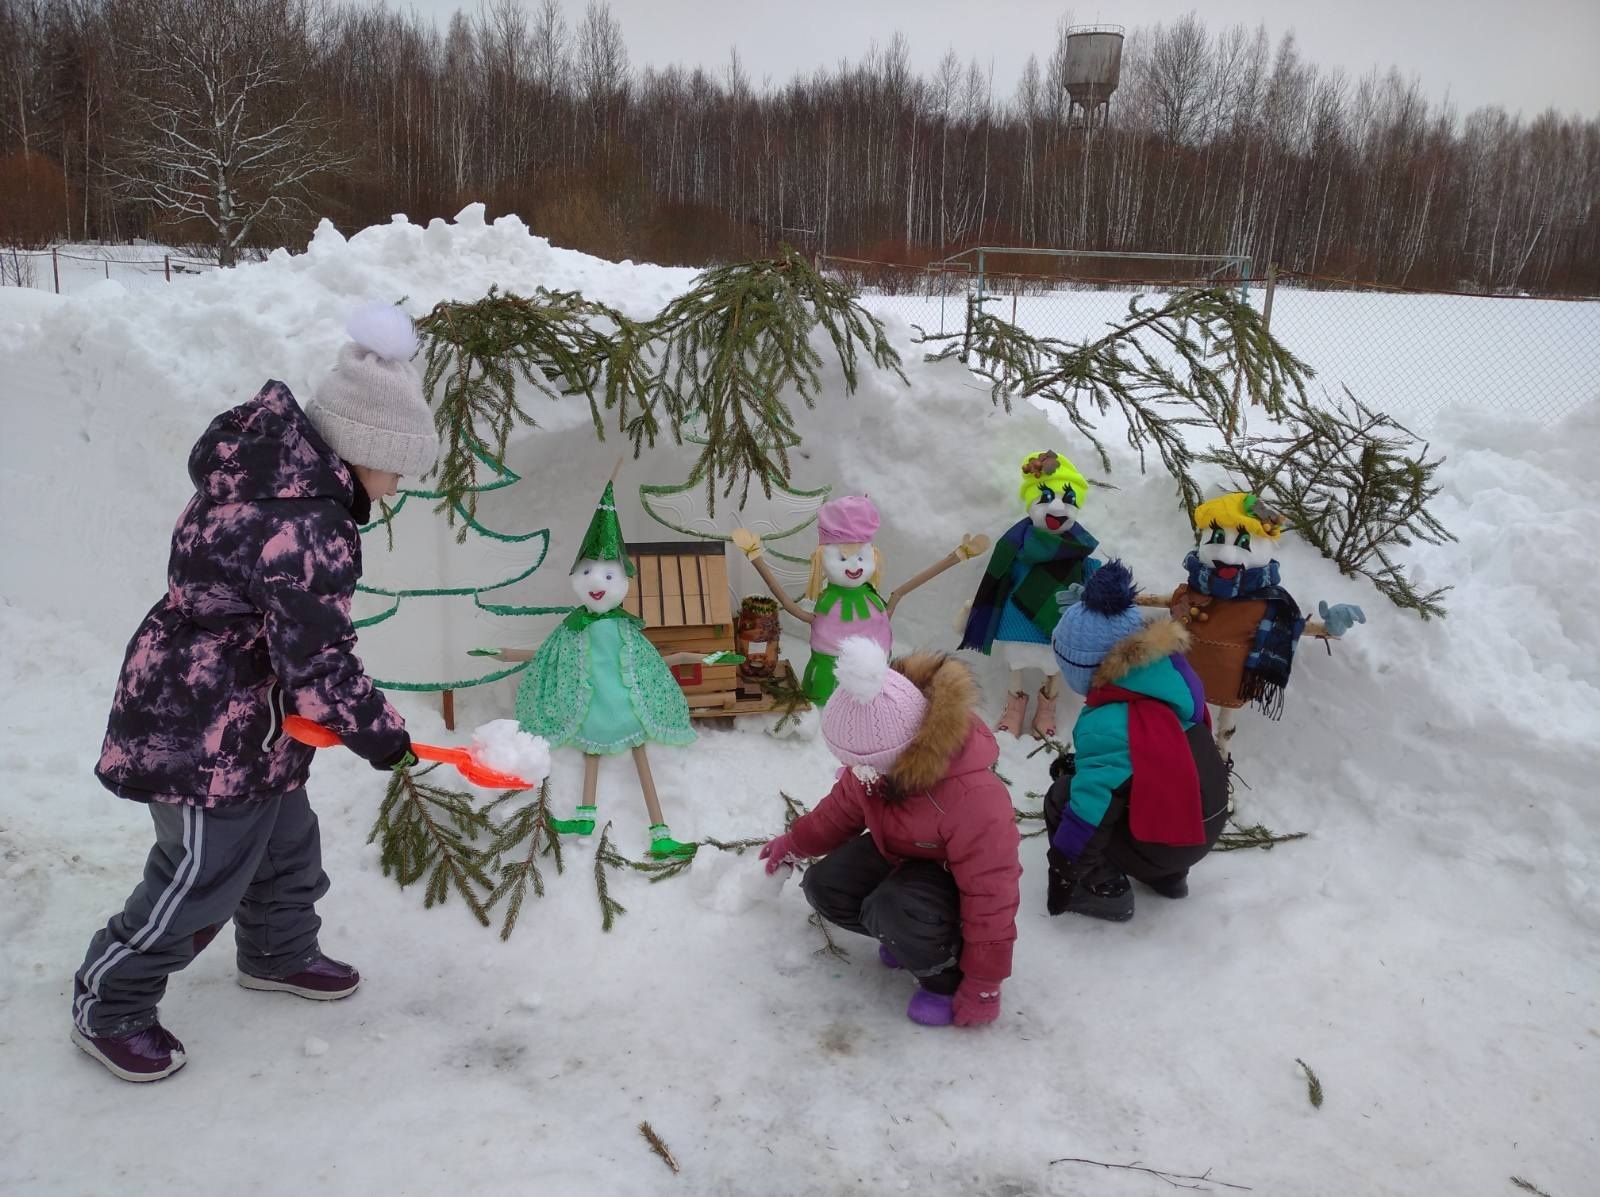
0,245,221,294
828,253,1599,431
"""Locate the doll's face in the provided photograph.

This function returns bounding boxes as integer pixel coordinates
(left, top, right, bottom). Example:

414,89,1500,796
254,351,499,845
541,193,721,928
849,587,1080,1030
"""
1027,484,1079,534
821,543,874,589
570,557,629,613
1195,524,1277,578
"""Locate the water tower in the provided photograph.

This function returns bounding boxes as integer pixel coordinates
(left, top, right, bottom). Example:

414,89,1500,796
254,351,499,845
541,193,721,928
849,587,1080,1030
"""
1063,24,1124,129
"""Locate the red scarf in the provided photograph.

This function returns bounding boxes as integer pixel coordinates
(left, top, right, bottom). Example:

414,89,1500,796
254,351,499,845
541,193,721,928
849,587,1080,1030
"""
1085,684,1209,846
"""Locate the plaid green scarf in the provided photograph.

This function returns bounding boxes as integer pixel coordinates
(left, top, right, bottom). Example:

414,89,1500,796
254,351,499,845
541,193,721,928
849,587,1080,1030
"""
960,518,1098,652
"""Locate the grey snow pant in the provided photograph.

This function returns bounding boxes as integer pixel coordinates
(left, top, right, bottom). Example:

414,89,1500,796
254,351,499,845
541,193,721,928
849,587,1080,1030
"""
73,787,329,1037
801,833,963,995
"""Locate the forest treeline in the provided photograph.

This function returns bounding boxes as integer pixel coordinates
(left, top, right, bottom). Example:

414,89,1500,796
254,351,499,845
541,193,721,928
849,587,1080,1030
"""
2,0,1596,291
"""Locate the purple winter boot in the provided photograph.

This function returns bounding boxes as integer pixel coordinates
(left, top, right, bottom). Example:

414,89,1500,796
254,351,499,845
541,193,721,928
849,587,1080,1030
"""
878,943,903,970
238,954,360,1000
906,989,955,1026
71,1022,187,1083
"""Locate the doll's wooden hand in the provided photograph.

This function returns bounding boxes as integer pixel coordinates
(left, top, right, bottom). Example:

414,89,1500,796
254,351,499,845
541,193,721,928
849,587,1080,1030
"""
731,528,763,559
955,533,990,560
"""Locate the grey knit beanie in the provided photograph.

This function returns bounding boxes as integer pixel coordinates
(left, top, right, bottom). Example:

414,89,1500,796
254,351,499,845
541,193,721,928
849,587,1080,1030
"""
305,303,439,477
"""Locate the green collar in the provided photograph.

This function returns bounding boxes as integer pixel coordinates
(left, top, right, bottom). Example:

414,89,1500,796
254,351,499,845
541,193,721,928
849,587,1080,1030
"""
562,605,643,632
813,582,886,622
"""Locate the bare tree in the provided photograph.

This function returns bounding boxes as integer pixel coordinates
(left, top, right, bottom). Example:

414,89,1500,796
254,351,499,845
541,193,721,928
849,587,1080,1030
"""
108,0,345,264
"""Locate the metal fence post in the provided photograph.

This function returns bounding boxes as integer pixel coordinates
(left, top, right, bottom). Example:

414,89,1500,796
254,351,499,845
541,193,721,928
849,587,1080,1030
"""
165,255,171,283
1012,273,1020,325
52,247,60,294
1262,262,1278,336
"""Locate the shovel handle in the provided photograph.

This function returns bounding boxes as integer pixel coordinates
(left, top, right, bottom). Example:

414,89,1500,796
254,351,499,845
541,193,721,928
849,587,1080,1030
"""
283,714,532,789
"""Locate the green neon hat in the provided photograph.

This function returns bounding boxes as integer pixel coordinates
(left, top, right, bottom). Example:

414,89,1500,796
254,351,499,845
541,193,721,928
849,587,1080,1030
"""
571,481,635,576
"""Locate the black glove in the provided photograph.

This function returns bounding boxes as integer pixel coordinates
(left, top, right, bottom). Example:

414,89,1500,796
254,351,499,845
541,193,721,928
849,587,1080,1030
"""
1049,750,1077,781
373,735,416,772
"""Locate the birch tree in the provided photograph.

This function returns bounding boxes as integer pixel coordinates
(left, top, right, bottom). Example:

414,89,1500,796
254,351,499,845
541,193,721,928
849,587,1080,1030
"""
109,0,344,265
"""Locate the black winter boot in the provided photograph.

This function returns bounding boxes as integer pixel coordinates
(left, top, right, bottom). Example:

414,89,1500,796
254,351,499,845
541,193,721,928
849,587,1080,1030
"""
1046,865,1075,916
1064,868,1134,922
1143,872,1190,899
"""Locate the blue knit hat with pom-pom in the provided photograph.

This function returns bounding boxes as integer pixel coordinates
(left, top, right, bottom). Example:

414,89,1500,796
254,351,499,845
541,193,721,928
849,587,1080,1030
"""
1052,561,1146,696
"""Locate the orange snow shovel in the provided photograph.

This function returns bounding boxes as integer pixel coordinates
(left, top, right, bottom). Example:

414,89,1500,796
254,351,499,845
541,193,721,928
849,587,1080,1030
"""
282,715,535,790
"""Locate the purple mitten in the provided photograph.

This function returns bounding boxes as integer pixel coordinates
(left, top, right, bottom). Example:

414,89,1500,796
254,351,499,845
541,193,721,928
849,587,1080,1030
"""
952,977,1002,1026
878,943,903,970
758,833,798,876
906,989,955,1026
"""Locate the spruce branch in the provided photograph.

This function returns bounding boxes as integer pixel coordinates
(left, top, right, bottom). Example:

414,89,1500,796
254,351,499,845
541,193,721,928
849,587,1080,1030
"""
638,1122,680,1175
1296,1058,1325,1109
486,781,565,941
920,289,1311,513
416,287,648,535
1213,820,1309,852
651,246,905,513
368,765,494,925
593,822,628,931
1203,387,1455,617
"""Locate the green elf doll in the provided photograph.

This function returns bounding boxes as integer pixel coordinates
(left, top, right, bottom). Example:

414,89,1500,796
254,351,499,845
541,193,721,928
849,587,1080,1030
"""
497,481,700,858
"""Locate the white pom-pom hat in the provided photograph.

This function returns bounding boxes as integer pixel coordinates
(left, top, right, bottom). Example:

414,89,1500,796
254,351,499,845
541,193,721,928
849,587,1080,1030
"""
821,637,930,773
304,302,439,477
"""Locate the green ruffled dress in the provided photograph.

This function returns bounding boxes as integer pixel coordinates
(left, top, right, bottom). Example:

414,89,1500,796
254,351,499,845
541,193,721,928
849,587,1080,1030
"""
515,608,696,755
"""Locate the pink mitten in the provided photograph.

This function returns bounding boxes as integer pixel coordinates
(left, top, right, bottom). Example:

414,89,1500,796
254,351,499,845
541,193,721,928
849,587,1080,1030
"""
758,833,799,876
952,976,1002,1026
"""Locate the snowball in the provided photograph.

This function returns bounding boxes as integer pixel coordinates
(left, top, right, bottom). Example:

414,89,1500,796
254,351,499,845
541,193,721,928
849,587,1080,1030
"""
303,1036,329,1058
345,302,418,362
471,719,552,783
834,636,889,702
689,848,790,915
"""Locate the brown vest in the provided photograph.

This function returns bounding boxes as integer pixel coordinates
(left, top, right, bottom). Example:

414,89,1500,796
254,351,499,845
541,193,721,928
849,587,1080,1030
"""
1168,583,1267,710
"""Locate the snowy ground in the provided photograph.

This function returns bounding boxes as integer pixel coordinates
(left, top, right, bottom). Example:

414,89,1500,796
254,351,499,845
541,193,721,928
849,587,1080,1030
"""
2,209,1596,1196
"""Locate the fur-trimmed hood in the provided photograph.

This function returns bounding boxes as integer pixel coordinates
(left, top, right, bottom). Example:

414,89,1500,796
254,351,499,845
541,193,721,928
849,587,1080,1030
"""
1089,618,1191,690
883,652,995,793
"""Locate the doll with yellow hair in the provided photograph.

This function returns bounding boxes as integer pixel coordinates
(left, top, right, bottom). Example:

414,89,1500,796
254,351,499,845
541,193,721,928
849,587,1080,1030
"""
733,496,988,705
1141,491,1365,751
959,450,1104,740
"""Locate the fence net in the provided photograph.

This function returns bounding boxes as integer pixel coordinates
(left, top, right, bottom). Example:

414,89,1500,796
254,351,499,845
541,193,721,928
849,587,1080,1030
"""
0,246,221,294
827,254,1600,431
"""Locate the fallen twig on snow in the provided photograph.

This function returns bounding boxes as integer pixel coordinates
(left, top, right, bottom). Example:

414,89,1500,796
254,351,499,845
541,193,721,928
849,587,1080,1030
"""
638,1121,680,1174
1511,1177,1555,1197
1213,820,1309,852
1296,1058,1325,1108
1049,1156,1252,1191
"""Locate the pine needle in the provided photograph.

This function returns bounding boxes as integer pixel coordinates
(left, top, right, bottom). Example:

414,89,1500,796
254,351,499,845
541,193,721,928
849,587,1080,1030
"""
1511,1178,1554,1197
638,1121,680,1174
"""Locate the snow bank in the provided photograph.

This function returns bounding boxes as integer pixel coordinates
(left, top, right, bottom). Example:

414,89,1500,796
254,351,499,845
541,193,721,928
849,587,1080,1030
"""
2,211,1596,1196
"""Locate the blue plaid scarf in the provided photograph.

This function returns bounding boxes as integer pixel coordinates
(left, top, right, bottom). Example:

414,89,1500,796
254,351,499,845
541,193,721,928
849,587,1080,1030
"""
1183,551,1306,718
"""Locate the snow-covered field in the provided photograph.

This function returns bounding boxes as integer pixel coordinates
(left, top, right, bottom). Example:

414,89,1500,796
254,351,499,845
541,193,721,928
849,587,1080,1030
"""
2,208,1596,1195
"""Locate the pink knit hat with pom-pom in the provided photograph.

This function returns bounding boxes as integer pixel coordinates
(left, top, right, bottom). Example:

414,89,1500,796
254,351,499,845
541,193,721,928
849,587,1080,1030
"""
821,637,929,773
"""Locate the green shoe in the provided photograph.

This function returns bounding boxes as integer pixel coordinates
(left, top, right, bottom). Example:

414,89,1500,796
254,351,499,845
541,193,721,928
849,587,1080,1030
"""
549,805,598,837
647,824,698,859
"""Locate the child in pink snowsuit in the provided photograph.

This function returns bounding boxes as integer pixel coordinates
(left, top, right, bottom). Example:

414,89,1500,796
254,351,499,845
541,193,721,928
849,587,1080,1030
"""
761,637,1022,1027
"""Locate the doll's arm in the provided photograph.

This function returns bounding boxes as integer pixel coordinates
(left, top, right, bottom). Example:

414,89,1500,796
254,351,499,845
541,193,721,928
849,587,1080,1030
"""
1307,600,1366,640
886,533,989,619
731,528,813,624
470,646,535,661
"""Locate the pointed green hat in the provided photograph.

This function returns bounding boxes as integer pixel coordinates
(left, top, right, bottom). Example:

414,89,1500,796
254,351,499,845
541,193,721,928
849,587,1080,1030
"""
572,481,635,576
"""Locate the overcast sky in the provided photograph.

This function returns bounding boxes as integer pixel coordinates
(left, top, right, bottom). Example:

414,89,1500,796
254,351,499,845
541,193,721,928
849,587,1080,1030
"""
389,0,1599,119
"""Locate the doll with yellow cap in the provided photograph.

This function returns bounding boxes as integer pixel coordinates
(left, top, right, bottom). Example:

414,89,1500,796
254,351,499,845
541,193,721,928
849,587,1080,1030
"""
1145,491,1365,750
959,450,1104,740
732,496,988,705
